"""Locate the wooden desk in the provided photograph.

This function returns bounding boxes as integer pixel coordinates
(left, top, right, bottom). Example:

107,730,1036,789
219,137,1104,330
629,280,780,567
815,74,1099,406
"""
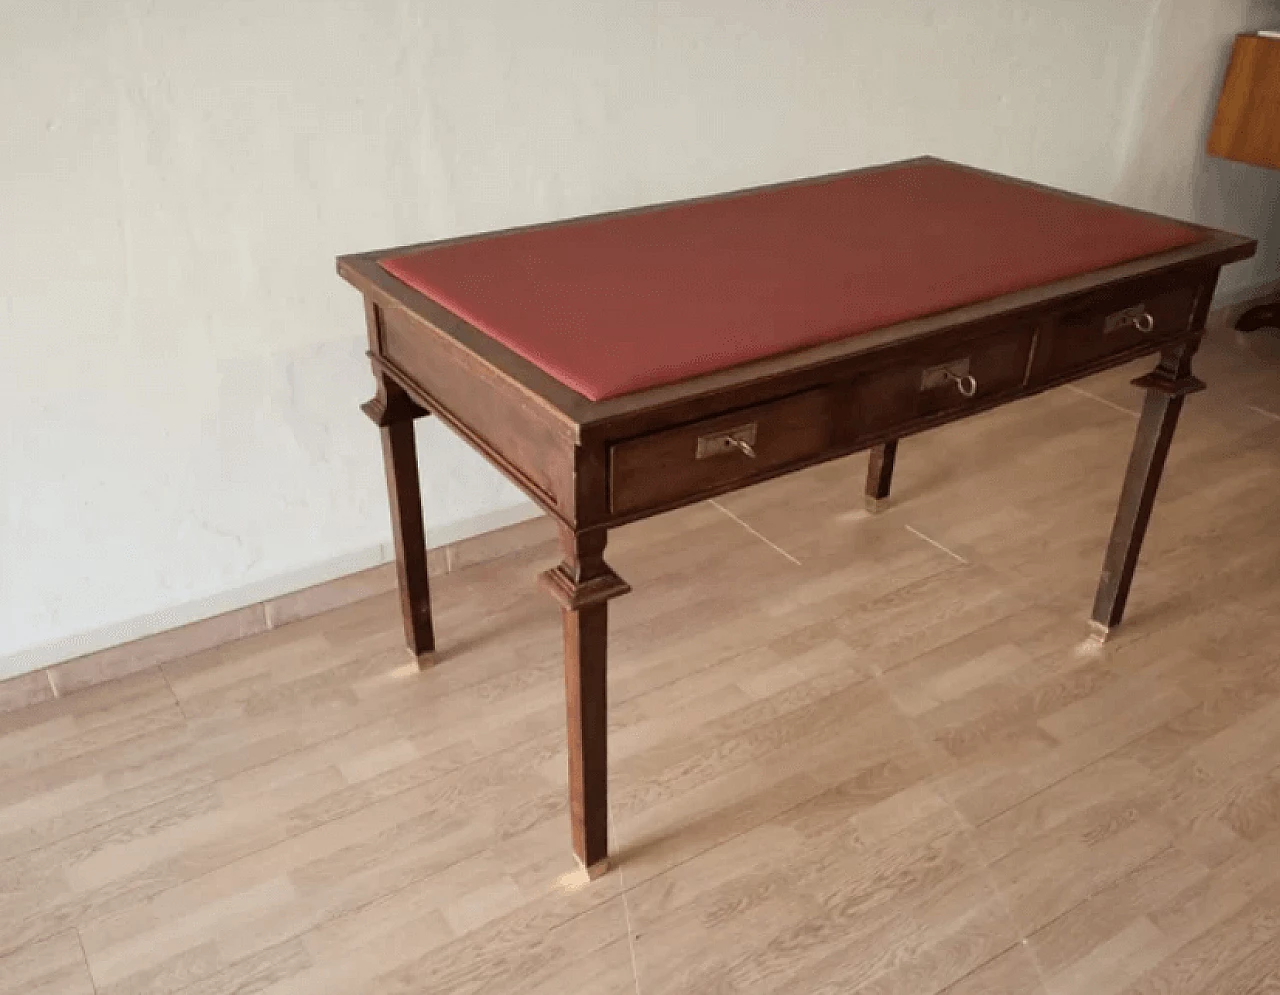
338,157,1254,878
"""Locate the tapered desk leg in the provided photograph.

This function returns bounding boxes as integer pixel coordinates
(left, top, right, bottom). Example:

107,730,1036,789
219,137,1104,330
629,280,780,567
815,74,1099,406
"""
362,377,435,667
539,527,630,879
1091,341,1205,639
865,440,899,513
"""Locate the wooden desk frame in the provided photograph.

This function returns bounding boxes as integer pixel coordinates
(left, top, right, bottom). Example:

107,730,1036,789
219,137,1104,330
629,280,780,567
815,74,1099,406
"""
339,158,1255,878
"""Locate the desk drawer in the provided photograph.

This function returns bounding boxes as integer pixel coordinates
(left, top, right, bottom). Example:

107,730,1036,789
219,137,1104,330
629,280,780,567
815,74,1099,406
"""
610,389,833,516
1033,281,1199,383
850,326,1036,437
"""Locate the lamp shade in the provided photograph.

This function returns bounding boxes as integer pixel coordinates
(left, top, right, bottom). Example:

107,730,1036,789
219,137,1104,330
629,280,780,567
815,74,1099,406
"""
1208,33,1280,170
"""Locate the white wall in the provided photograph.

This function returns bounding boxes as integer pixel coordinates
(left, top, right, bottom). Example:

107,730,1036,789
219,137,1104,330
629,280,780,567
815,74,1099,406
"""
3,0,1278,677
1117,0,1280,298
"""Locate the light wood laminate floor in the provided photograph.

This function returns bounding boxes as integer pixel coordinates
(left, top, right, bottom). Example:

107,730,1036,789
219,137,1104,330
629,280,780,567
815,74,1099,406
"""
3,325,1280,995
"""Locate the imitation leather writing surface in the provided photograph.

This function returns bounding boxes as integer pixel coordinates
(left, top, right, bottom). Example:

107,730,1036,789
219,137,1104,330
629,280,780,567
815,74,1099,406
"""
381,159,1203,401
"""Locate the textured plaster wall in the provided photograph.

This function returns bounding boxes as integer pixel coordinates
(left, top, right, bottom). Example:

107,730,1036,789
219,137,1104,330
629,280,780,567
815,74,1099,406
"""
2,1,1278,676
1116,0,1280,298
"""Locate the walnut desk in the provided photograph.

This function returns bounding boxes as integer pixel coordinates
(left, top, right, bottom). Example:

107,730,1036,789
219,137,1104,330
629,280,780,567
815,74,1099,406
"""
338,157,1254,878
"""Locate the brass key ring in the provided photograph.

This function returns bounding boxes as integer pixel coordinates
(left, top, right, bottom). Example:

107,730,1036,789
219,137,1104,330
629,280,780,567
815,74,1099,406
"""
948,372,978,398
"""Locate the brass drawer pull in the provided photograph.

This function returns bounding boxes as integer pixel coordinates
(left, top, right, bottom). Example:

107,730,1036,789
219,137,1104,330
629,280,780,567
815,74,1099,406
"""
1104,304,1155,335
921,357,978,398
696,423,758,459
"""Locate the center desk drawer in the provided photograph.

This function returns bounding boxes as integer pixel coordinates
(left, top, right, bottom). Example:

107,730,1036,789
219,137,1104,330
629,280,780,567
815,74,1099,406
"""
610,389,833,516
850,326,1036,437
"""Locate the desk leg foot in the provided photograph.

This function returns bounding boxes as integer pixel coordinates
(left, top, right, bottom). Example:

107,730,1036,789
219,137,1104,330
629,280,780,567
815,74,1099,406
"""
539,528,630,879
576,856,611,880
414,649,437,670
1090,341,1204,632
1088,620,1112,644
865,440,898,514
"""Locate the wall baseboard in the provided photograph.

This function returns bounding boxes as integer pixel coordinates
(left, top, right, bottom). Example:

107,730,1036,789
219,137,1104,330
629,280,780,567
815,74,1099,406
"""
0,506,556,714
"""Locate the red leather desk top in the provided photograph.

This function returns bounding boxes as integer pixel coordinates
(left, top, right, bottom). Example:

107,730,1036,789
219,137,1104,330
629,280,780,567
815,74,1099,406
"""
380,159,1204,402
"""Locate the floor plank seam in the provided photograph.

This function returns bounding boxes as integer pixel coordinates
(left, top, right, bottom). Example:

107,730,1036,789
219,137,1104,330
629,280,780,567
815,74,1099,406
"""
1065,383,1140,418
609,804,645,995
74,926,100,995
626,634,1055,988
1008,842,1181,990
954,687,1204,851
872,659,1051,990
606,689,971,926
158,665,189,721
938,934,1038,995
905,675,1208,992
708,499,803,566
965,718,1168,836
902,524,969,564
606,689,884,891
921,788,1053,992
